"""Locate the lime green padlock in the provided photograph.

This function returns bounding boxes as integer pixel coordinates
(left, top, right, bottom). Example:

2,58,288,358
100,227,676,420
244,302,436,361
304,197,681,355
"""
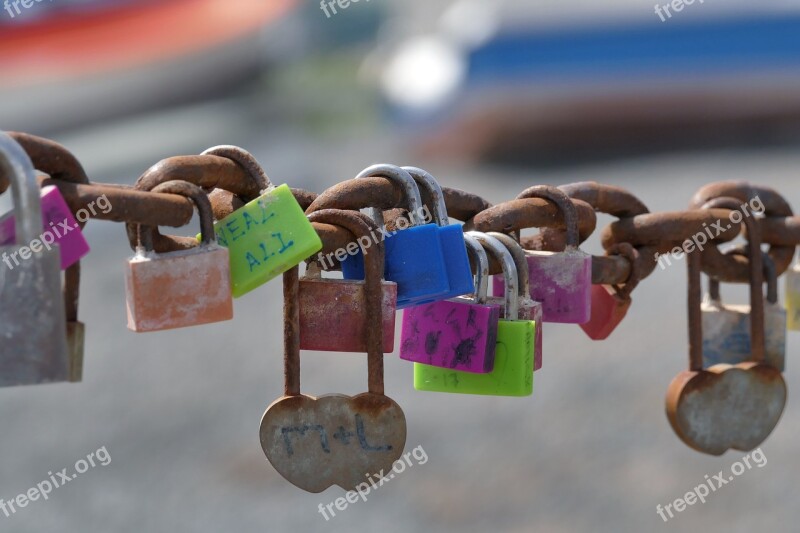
414,232,534,396
200,146,322,297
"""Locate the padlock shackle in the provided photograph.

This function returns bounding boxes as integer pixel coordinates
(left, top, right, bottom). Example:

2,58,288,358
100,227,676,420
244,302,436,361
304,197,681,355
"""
466,231,519,319
607,242,642,300
708,245,778,305
201,145,272,194
0,133,44,244
463,234,489,304
487,232,531,303
355,164,425,227
287,209,388,396
401,166,449,227
136,180,217,251
516,185,580,248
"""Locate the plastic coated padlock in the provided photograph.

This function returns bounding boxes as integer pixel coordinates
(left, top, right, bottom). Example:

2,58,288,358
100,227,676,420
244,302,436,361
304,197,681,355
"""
702,246,785,371
126,180,234,332
298,210,397,353
340,164,450,309
403,166,474,299
0,184,90,270
200,146,322,298
414,232,534,396
493,186,591,323
400,234,499,373
0,133,68,387
580,243,640,340
786,257,800,331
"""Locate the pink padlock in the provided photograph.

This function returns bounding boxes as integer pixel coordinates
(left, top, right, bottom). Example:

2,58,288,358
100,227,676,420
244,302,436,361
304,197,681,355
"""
0,185,90,270
493,186,591,324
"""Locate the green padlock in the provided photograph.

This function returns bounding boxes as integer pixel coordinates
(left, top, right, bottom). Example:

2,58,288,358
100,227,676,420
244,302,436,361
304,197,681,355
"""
200,146,322,297
414,232,534,396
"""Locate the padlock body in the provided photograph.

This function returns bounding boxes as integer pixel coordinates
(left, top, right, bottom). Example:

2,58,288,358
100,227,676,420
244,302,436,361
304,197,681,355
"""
67,321,85,383
436,224,475,299
125,244,234,332
208,184,322,298
400,297,499,373
786,263,800,331
341,224,450,309
414,319,534,396
298,278,397,352
493,249,591,324
489,297,543,371
0,245,69,386
0,186,90,270
580,284,631,341
702,299,786,371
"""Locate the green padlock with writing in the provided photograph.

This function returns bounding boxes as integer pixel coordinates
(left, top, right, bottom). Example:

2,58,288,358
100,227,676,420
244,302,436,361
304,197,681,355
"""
413,232,534,396
200,146,322,297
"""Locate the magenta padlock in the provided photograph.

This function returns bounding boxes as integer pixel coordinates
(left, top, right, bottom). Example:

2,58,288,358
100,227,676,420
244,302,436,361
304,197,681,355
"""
400,234,499,373
0,185,90,270
486,232,544,372
493,186,591,324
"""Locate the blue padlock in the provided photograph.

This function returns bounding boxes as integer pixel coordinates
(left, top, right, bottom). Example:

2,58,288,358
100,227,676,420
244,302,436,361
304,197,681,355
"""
340,164,450,308
403,166,474,300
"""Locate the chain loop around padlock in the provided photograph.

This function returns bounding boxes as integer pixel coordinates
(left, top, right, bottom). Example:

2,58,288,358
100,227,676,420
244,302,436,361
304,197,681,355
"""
607,242,642,301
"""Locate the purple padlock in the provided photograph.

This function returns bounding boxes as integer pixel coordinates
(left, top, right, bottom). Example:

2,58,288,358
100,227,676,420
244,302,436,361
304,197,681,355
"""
493,186,591,324
400,234,499,373
0,185,90,270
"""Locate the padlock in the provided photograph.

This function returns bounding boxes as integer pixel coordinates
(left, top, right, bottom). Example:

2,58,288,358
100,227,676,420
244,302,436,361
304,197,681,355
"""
260,216,407,493
200,146,322,298
298,210,397,353
0,133,68,387
126,180,234,332
402,166,474,299
786,256,800,331
64,261,84,382
340,164,450,308
702,246,786,371
493,186,591,323
580,243,641,340
485,232,544,371
0,184,90,270
414,232,534,396
400,234,500,373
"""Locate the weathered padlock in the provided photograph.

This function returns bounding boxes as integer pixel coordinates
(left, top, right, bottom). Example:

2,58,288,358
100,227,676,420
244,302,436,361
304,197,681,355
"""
0,184,90,270
580,243,641,341
340,164,450,308
400,234,500,373
0,133,68,387
666,200,786,455
126,180,234,332
65,262,84,382
493,186,591,323
486,232,543,371
702,246,786,371
414,232,534,396
200,146,322,297
298,210,397,353
785,256,800,331
403,166,474,299
261,214,406,493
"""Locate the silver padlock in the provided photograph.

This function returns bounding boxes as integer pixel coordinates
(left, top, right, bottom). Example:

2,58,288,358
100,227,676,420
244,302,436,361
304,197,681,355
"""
0,133,68,387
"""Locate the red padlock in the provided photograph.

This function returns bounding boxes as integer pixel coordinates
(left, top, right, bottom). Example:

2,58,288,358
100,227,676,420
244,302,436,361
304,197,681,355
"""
580,243,641,340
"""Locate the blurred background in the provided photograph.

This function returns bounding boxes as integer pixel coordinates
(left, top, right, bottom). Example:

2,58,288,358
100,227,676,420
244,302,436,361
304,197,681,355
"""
1,0,800,531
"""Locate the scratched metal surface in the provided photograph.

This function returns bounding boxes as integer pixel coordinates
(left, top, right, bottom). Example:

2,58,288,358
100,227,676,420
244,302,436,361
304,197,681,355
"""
0,118,799,532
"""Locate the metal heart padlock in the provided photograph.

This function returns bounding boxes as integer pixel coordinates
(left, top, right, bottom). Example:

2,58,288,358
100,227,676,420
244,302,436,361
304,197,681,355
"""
340,164,450,309
702,246,785,371
200,146,322,298
400,234,499,373
414,232,534,396
298,210,397,353
126,180,234,332
485,232,543,371
785,256,800,330
0,133,69,387
0,184,89,270
580,243,641,341
261,212,406,493
403,166,474,299
666,199,786,455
